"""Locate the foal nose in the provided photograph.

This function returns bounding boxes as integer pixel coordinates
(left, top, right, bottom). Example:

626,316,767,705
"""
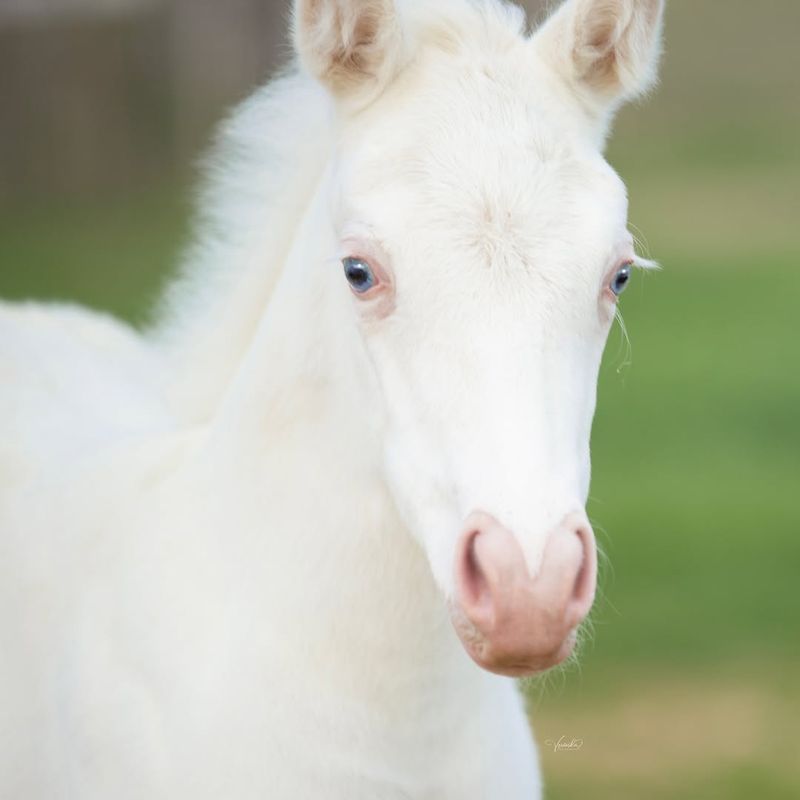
451,511,597,677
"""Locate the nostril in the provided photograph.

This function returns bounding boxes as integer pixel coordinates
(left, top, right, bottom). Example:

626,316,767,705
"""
460,529,488,609
455,512,530,632
568,523,597,613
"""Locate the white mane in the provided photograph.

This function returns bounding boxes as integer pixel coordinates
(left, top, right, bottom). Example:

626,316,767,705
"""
153,72,331,421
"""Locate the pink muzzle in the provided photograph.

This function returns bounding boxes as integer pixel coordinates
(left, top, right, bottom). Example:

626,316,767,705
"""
451,510,597,677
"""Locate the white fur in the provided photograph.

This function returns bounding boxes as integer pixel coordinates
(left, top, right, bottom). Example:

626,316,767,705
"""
0,1,663,797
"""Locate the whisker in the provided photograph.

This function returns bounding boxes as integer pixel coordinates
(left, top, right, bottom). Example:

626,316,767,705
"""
613,307,633,374
629,222,654,259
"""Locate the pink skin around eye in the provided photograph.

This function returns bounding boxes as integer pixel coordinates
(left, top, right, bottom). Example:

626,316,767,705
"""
341,238,396,320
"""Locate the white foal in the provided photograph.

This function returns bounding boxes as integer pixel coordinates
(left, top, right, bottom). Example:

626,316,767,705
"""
0,0,665,797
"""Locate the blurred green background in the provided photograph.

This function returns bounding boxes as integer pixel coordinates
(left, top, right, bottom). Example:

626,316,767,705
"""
1,1,798,798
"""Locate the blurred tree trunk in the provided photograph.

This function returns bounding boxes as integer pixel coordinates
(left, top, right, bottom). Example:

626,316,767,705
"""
0,5,174,205
169,0,287,162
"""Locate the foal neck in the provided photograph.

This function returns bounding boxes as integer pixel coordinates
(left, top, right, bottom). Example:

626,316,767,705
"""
192,178,471,705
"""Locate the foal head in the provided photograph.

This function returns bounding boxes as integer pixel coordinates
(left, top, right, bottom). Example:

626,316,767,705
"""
294,0,664,676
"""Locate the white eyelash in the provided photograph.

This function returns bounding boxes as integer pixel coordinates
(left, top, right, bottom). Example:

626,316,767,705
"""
632,254,661,271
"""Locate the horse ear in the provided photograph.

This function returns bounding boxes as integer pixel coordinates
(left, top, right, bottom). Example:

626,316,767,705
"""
293,0,405,106
534,0,665,130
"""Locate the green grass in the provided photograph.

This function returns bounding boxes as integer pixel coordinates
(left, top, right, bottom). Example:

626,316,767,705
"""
534,658,800,799
587,252,800,668
0,189,188,326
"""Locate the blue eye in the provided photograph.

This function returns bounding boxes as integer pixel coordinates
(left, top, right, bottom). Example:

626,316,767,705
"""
343,257,376,294
610,265,632,297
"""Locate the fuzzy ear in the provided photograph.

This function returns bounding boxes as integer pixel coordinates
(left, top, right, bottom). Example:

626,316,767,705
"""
535,0,665,129
293,0,405,106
